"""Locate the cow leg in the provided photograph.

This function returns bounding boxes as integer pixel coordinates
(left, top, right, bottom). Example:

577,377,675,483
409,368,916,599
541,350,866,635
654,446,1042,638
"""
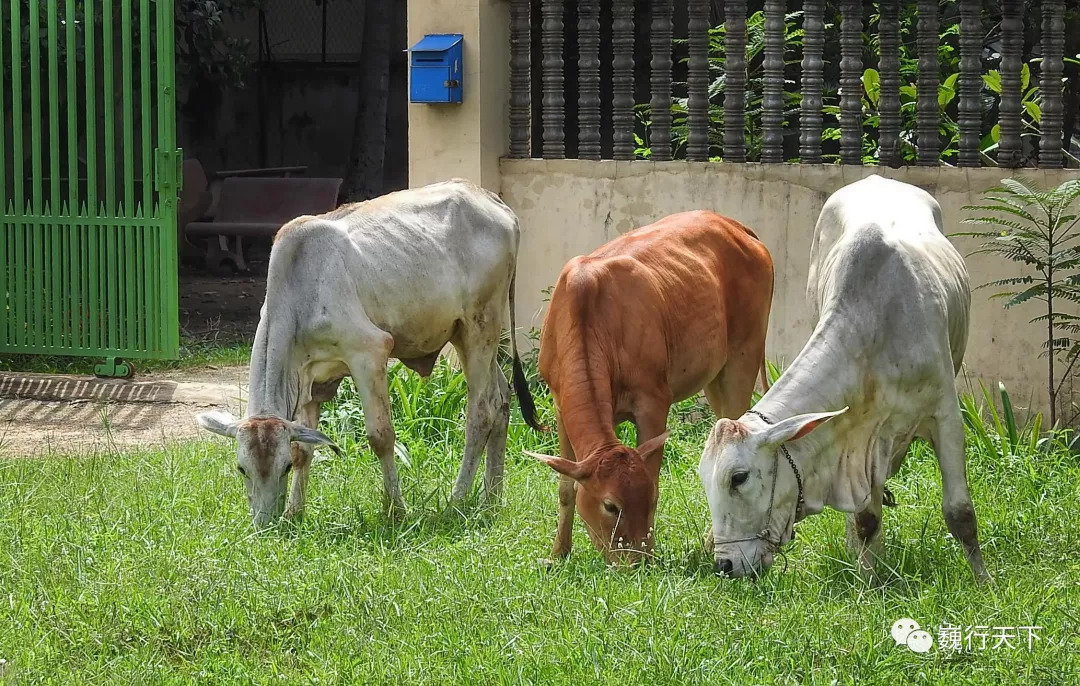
929,400,991,583
845,484,884,582
348,351,406,519
285,399,321,521
284,378,342,521
482,357,511,501
633,401,670,445
449,326,500,504
632,403,669,554
549,417,577,561
703,351,763,421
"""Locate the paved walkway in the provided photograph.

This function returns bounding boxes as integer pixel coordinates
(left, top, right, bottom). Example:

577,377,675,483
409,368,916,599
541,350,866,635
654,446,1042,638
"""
0,367,248,457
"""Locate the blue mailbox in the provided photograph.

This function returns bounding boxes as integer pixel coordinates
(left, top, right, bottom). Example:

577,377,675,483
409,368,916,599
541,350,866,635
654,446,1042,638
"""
409,34,464,104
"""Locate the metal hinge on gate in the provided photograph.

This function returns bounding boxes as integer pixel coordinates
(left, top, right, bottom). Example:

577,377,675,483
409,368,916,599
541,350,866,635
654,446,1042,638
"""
154,148,184,193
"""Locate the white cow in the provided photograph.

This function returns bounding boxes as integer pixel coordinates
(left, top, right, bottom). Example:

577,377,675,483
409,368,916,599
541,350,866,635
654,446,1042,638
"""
197,179,540,527
699,175,989,582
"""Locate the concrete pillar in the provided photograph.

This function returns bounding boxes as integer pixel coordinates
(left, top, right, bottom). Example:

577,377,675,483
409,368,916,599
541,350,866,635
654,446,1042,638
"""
407,0,510,191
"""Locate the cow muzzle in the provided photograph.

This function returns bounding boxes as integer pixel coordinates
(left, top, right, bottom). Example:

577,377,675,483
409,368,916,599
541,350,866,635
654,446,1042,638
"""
713,542,773,578
249,489,287,529
605,535,655,566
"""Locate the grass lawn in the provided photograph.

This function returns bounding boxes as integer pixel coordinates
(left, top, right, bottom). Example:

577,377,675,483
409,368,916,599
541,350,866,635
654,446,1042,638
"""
0,361,1077,684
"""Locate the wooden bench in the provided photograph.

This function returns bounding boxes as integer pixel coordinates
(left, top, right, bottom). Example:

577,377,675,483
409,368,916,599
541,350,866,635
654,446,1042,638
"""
205,165,309,218
185,176,342,271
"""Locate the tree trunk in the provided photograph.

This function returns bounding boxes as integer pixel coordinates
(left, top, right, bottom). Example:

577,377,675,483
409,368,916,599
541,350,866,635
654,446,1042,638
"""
342,0,393,202
1048,275,1057,428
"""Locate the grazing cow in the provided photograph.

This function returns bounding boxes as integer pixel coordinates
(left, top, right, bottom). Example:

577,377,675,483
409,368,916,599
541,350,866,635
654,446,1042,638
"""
196,180,540,527
528,211,774,564
699,175,989,582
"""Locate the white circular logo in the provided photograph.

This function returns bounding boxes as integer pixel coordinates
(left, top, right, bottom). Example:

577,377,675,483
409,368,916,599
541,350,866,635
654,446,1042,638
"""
891,618,921,646
891,618,934,653
906,629,934,653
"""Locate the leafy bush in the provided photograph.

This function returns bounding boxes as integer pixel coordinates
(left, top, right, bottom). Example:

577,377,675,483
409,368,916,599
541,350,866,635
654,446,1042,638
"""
958,177,1080,428
960,380,1045,460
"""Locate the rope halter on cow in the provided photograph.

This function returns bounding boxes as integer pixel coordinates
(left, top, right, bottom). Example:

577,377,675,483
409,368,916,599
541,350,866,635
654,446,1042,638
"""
714,408,806,551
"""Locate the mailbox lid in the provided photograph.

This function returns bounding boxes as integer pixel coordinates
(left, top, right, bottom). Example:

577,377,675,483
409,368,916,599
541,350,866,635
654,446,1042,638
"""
409,33,463,66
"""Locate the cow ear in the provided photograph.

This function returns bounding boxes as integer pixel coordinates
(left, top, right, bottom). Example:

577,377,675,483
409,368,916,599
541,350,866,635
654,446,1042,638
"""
524,450,595,482
637,431,669,473
196,410,240,438
288,422,344,457
762,408,848,445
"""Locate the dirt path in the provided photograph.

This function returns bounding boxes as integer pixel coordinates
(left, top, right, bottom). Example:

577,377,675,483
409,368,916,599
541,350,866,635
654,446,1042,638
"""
0,366,249,457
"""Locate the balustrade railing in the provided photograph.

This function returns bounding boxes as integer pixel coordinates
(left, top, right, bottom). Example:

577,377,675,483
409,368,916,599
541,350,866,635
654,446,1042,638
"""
508,0,1074,168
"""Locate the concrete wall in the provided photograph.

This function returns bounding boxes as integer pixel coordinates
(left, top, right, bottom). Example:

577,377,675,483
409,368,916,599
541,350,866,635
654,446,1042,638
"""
501,159,1075,416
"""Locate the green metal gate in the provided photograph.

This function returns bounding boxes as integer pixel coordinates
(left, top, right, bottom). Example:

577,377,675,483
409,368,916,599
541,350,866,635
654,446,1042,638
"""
0,0,181,375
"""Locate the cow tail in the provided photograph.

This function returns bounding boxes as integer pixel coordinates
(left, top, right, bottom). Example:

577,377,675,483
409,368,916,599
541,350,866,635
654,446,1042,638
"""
509,252,546,432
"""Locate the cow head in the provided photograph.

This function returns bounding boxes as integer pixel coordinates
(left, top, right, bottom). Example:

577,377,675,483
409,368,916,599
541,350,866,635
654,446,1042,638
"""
196,410,341,528
698,409,846,578
529,433,668,565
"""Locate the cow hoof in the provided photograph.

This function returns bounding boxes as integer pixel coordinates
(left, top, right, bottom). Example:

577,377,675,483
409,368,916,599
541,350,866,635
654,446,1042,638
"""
882,487,897,507
538,557,557,571
856,567,882,587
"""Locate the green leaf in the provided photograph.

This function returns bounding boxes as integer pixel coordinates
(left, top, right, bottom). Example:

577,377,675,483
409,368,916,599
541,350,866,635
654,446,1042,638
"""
1024,100,1042,123
961,216,1040,233
979,380,1006,442
983,70,1002,94
1021,63,1030,92
862,68,881,106
984,277,1036,288
991,123,1001,143
1005,284,1047,307
998,178,1047,210
939,72,959,107
968,202,1039,224
959,392,997,458
1000,382,1019,453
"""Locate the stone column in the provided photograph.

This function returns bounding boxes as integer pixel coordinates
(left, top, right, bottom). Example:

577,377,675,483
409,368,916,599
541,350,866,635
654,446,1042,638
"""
407,0,510,190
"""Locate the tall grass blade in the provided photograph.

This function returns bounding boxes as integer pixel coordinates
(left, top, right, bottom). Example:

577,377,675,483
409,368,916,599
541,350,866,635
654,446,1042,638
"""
999,381,1020,453
960,392,996,458
979,379,1006,446
1028,412,1043,454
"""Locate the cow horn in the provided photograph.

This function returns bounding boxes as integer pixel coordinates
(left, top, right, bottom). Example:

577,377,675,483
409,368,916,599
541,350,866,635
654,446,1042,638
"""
523,449,560,462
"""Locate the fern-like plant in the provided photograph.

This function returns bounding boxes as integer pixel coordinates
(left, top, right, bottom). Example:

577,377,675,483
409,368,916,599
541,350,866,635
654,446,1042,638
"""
957,178,1080,428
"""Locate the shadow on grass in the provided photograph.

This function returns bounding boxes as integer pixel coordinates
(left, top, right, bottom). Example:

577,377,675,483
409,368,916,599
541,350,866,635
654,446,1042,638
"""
665,524,968,600
274,494,504,550
805,532,982,598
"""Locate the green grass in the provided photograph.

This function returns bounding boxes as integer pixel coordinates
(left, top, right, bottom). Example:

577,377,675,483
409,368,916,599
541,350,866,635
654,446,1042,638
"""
1,359,1078,684
0,340,252,376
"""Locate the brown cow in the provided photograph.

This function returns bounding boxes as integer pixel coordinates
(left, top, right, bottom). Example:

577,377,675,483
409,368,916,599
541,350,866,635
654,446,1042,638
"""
528,211,773,565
